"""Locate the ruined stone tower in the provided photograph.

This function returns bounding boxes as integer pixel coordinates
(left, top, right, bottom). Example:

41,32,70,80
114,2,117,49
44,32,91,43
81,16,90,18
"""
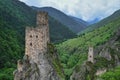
25,11,50,62
88,46,94,63
14,11,62,80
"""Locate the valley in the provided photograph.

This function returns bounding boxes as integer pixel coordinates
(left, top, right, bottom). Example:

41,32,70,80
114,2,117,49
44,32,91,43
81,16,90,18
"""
0,0,120,80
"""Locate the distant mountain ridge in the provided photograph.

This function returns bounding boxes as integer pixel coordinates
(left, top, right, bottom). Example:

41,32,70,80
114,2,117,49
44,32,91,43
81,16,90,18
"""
69,16,89,26
81,9,120,34
32,6,88,33
88,18,100,24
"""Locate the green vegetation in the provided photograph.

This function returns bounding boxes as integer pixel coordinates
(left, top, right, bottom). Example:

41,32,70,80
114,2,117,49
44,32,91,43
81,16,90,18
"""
57,11,120,79
0,0,75,79
47,43,65,79
80,9,120,34
0,0,35,79
0,68,14,80
86,61,96,80
49,17,76,43
0,0,120,80
94,57,110,69
98,66,120,80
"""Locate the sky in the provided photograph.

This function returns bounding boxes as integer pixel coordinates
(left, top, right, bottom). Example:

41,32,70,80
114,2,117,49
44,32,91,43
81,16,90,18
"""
19,0,120,21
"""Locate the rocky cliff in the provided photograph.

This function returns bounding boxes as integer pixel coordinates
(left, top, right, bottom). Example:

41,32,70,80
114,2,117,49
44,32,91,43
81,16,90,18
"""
13,43,64,80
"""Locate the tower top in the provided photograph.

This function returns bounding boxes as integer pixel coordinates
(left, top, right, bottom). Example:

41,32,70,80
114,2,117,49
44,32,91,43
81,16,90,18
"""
36,11,48,26
25,11,50,58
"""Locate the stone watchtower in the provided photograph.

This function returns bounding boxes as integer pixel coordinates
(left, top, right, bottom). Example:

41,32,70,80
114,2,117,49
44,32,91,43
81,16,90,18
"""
88,46,94,63
14,11,61,80
25,11,50,62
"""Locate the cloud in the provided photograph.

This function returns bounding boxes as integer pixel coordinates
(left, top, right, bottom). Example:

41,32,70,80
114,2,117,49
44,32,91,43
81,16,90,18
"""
19,0,120,21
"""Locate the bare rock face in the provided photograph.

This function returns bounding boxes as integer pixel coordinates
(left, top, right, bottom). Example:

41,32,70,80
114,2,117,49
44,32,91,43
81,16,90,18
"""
13,52,61,80
70,64,87,80
70,61,96,80
99,48,112,61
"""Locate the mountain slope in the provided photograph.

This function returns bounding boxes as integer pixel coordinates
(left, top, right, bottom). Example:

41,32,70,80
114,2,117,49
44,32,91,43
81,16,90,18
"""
0,0,36,67
0,0,76,42
98,66,120,80
32,6,88,33
80,9,120,34
49,16,76,42
0,0,75,79
56,10,120,79
0,0,76,65
69,16,89,26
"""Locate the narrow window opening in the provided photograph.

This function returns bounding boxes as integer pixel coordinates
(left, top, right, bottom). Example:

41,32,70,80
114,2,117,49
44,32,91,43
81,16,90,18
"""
36,35,38,38
30,43,32,46
90,56,92,58
30,35,32,38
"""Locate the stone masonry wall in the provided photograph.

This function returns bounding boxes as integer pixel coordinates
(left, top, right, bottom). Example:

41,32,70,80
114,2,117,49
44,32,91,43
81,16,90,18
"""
25,11,50,63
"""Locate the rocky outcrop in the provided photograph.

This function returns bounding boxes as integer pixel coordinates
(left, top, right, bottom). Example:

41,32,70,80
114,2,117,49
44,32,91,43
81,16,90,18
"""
70,64,87,80
13,44,64,80
99,48,112,61
70,61,96,80
95,68,107,76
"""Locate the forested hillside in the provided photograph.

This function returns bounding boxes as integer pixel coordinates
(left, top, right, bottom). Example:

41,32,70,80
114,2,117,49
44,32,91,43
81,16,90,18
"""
0,0,75,79
57,9,120,79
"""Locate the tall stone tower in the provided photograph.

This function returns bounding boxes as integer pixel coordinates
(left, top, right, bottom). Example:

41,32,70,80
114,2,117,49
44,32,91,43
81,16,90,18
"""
88,46,94,63
14,11,62,80
25,11,50,62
